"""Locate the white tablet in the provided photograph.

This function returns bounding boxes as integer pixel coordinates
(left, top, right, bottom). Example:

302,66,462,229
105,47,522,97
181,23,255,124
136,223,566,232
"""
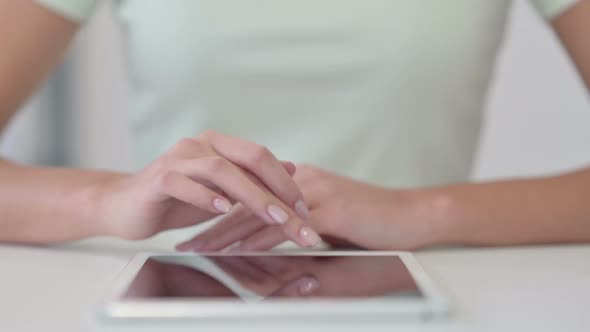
99,251,450,322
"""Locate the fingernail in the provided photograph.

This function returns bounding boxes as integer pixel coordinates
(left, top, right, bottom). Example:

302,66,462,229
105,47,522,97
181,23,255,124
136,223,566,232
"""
295,200,309,219
299,226,321,247
299,277,320,295
213,198,232,213
267,205,289,224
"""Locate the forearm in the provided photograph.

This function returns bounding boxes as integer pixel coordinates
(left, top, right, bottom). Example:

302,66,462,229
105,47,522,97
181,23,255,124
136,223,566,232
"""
415,167,590,247
0,159,124,244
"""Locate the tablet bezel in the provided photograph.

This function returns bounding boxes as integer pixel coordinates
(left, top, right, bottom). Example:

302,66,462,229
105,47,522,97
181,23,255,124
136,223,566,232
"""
99,251,450,320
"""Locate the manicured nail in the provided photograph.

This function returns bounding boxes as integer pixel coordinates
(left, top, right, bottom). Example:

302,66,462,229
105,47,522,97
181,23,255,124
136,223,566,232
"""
299,277,320,295
213,198,232,213
267,205,289,224
299,226,321,247
295,200,309,219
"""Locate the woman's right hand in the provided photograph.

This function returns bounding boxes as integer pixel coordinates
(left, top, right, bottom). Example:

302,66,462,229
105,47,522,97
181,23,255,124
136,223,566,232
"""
96,131,321,247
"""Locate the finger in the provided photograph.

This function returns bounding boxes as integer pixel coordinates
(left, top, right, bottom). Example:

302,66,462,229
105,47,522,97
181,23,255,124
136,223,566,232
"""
176,171,303,253
211,256,270,283
158,171,232,214
201,131,309,219
203,216,264,252
240,256,293,277
280,161,296,176
176,205,252,251
231,226,288,252
170,137,295,182
175,157,322,248
177,212,266,252
267,275,320,298
165,137,212,159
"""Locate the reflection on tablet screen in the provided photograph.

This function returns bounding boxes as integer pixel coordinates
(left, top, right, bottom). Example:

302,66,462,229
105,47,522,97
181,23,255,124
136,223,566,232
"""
122,255,422,301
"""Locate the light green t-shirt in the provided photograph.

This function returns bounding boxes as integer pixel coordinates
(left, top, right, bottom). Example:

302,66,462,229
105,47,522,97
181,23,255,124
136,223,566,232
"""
36,0,578,188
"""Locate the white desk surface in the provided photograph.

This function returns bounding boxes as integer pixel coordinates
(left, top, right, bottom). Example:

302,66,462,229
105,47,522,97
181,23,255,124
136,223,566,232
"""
1,243,589,332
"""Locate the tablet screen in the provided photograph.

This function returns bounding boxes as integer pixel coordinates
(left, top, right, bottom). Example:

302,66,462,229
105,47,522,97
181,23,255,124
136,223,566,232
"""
121,254,423,301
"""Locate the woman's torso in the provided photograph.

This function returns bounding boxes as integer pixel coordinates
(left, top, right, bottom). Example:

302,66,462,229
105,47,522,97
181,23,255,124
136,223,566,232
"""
117,0,512,187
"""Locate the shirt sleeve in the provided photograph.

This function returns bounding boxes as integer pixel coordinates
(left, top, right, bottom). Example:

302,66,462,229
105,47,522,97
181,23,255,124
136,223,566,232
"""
33,0,97,22
530,0,580,20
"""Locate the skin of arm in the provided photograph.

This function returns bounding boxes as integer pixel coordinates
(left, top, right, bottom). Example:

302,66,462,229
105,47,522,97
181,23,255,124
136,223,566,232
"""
416,0,590,247
0,0,115,243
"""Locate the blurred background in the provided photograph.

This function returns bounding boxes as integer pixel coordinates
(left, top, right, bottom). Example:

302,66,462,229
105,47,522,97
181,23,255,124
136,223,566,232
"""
1,0,588,179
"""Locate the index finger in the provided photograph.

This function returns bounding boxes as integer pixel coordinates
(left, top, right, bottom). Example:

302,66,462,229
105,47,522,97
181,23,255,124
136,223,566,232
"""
200,131,309,219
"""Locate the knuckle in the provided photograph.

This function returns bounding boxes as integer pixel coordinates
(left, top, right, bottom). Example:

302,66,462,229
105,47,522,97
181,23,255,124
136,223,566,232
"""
171,137,191,152
250,145,272,164
179,137,196,146
150,157,172,174
172,137,205,155
203,156,230,173
154,170,176,192
198,130,217,140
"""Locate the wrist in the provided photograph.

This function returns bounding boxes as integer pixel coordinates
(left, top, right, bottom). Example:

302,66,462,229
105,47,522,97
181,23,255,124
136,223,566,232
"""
84,172,129,238
412,187,463,246
387,187,460,248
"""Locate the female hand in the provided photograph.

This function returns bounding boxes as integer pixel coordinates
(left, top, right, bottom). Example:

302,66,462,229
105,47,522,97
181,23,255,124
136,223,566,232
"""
207,255,319,297
176,165,439,251
124,259,240,299
96,131,321,247
206,255,419,298
125,256,319,299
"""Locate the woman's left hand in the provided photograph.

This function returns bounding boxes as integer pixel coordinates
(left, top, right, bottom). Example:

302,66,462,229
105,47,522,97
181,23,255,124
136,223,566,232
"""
176,165,439,251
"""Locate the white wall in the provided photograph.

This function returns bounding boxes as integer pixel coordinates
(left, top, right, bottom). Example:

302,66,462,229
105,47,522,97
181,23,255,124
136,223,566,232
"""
474,0,590,180
68,0,133,171
9,0,590,178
